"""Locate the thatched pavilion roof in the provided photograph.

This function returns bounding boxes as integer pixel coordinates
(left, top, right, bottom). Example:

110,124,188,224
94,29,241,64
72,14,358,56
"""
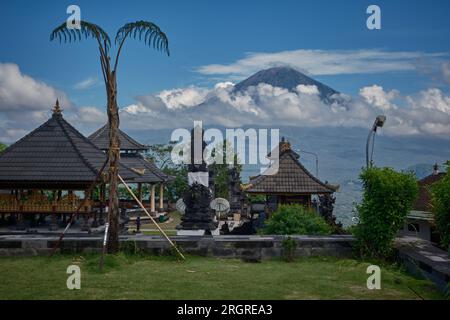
88,124,148,152
120,153,173,183
89,124,173,183
246,140,336,195
0,101,139,189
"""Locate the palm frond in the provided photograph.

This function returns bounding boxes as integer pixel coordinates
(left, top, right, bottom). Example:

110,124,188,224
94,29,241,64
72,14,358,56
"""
115,20,169,56
50,21,111,48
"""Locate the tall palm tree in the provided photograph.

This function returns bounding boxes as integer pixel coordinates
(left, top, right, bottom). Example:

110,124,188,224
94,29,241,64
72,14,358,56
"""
50,20,169,253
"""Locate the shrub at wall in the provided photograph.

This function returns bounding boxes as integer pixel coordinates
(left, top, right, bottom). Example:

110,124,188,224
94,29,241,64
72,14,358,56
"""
353,167,418,259
263,204,332,235
431,164,450,249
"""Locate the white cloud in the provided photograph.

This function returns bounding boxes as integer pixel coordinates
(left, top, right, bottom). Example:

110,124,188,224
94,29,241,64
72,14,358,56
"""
74,76,99,90
157,86,209,109
196,49,446,78
0,63,74,142
359,85,399,111
74,106,107,123
0,63,107,142
407,88,450,114
0,127,28,144
119,81,450,140
0,63,70,112
296,84,319,95
2,62,450,144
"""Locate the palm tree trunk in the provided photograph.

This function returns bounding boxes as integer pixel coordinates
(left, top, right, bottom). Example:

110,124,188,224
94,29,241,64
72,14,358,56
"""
107,75,120,253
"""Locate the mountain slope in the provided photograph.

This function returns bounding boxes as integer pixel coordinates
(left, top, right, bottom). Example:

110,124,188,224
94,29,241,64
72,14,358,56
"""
234,66,339,101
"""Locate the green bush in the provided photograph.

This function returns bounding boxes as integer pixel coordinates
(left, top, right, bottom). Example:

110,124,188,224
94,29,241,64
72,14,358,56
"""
263,204,332,235
281,236,297,262
248,194,266,204
431,164,450,249
353,167,418,259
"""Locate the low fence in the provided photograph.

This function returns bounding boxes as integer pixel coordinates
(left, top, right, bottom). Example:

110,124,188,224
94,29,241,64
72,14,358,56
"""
0,234,355,260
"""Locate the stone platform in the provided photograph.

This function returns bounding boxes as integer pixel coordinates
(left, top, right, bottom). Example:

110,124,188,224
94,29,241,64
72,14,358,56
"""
395,237,450,294
0,234,355,260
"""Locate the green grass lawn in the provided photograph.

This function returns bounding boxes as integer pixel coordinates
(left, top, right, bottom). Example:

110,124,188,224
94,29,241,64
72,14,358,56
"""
0,254,444,300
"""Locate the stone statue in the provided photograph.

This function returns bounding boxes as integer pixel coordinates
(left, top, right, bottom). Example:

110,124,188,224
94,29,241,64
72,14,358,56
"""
177,126,218,233
318,193,343,233
228,166,244,214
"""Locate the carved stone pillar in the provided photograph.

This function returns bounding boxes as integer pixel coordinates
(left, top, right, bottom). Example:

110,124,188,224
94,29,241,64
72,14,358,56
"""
159,184,164,211
177,125,217,234
150,184,156,213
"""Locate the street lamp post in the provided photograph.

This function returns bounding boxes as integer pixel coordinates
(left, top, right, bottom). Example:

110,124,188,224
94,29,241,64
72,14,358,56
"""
366,115,386,168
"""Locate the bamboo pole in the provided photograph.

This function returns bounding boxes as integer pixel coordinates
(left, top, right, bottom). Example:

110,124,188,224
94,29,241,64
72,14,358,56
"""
118,175,185,260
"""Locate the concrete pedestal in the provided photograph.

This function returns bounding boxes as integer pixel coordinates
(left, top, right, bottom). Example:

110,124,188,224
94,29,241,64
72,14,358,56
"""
177,229,205,236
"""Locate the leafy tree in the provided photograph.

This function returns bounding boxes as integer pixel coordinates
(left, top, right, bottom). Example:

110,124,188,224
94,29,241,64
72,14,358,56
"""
146,142,176,170
211,163,231,199
164,166,189,202
145,142,188,202
353,167,418,259
0,143,6,152
209,140,242,199
247,194,266,204
318,194,344,233
263,204,332,235
50,20,169,253
431,162,450,248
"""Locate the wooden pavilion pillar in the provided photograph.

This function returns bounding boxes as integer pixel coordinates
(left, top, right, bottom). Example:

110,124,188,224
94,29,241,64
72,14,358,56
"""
137,183,143,203
49,190,58,231
150,184,156,213
81,189,90,232
159,183,164,212
91,187,98,228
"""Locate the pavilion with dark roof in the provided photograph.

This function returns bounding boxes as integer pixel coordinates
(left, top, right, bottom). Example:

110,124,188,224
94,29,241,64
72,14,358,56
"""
89,123,173,213
89,124,148,152
0,101,142,229
244,138,336,210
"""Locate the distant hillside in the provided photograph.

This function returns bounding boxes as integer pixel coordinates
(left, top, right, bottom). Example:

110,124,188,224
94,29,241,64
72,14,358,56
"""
405,163,435,179
234,66,339,101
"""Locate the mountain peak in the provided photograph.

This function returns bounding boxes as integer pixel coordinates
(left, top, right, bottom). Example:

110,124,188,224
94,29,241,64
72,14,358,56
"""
234,66,339,101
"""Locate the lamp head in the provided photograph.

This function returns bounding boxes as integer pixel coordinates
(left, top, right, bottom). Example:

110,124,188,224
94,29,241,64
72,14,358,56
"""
373,115,386,131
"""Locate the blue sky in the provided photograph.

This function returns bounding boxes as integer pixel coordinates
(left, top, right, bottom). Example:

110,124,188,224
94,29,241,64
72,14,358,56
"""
1,0,450,142
1,0,450,106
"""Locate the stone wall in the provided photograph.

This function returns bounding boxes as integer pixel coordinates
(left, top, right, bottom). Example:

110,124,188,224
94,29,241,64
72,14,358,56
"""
0,235,355,260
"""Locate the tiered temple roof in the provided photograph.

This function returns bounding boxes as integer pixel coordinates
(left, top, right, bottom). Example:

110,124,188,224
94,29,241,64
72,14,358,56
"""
88,124,148,151
0,101,139,189
89,124,172,183
246,139,335,195
121,153,172,183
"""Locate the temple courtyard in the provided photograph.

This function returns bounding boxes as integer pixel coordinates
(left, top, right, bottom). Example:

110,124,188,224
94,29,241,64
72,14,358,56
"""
0,254,444,300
